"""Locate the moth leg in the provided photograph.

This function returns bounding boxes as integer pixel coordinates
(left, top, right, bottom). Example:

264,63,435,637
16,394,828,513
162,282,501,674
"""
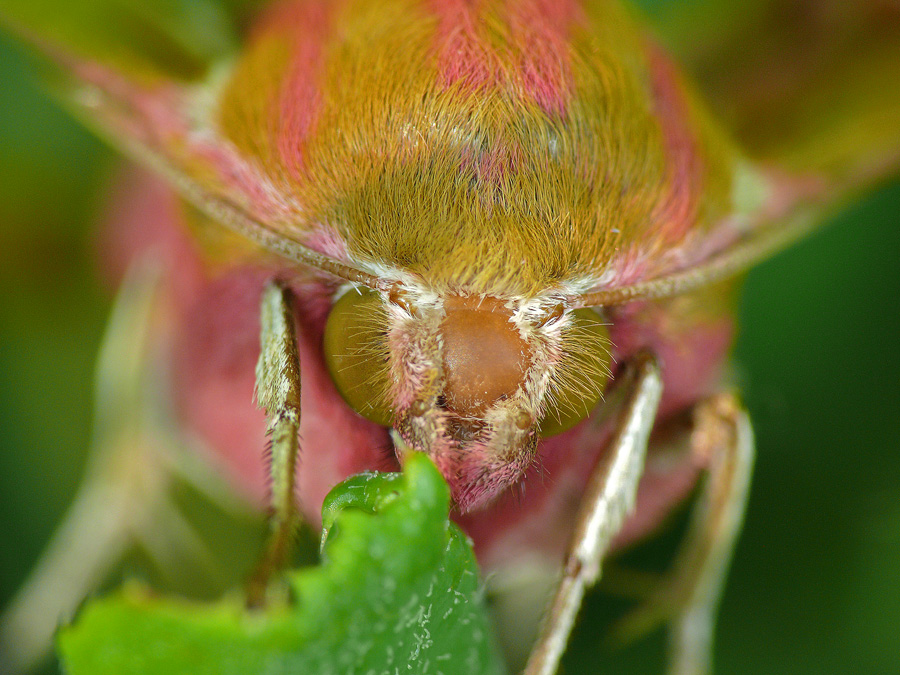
523,352,664,675
611,393,755,675
245,281,303,608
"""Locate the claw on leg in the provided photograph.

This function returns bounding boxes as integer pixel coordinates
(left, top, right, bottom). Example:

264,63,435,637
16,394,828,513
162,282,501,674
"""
245,281,303,608
523,352,663,675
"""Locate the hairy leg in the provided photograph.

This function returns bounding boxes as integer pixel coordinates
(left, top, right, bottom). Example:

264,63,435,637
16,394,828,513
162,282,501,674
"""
523,352,663,675
245,280,303,608
609,393,755,675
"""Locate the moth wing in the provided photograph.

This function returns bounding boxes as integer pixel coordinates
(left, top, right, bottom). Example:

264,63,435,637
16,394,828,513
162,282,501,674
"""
0,0,372,285
580,1,900,307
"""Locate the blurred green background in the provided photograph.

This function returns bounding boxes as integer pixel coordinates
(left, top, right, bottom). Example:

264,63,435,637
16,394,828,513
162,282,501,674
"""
0,1,898,673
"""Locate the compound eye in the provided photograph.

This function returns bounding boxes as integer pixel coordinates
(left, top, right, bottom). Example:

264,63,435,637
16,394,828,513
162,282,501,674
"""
323,287,394,426
537,308,611,437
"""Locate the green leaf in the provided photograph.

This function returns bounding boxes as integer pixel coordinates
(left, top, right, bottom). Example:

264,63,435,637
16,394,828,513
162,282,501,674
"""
57,453,506,675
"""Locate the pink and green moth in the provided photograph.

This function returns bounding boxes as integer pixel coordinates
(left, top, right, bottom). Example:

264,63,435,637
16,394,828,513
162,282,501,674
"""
1,0,898,673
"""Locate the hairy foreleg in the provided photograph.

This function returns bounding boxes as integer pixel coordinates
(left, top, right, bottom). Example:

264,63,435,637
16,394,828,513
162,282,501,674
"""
523,352,663,675
245,281,303,608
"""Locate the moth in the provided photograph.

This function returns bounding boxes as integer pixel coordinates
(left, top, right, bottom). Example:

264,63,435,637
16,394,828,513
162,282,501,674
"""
1,1,898,673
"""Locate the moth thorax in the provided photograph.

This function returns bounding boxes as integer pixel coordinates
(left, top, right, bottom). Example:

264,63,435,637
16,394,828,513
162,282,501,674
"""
440,297,531,417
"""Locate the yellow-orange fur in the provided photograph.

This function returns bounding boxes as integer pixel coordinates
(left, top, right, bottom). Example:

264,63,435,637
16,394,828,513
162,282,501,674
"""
218,0,741,297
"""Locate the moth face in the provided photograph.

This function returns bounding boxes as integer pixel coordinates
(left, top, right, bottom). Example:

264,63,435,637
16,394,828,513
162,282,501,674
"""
324,287,611,512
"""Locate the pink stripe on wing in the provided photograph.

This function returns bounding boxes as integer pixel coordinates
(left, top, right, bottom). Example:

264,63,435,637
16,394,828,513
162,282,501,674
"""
509,0,581,116
431,0,504,92
275,1,335,180
646,43,705,243
430,0,579,115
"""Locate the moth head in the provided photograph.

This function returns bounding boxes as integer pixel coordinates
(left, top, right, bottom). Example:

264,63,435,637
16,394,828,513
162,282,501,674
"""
323,286,612,512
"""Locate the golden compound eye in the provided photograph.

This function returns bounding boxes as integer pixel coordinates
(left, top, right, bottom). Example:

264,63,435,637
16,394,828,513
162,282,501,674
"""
537,308,611,437
323,286,394,427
